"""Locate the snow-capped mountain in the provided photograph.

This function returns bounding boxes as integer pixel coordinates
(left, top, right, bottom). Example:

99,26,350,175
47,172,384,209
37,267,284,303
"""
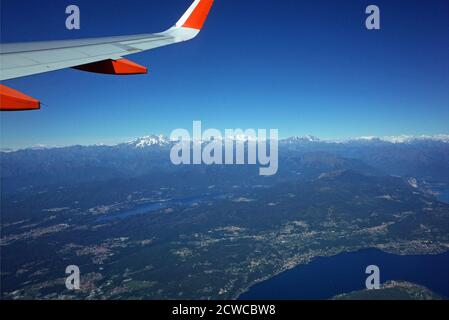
3,134,449,153
282,135,321,144
383,134,449,144
126,134,449,146
2,133,449,193
127,135,171,148
347,134,449,144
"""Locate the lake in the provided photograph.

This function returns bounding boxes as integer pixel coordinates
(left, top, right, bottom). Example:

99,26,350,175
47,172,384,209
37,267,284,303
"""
95,193,226,222
239,248,449,300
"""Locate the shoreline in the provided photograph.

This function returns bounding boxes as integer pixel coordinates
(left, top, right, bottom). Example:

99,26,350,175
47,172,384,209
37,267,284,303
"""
232,245,449,300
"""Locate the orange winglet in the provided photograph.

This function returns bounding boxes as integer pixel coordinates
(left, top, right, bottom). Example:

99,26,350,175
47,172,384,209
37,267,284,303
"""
0,85,41,111
183,0,214,30
73,58,148,75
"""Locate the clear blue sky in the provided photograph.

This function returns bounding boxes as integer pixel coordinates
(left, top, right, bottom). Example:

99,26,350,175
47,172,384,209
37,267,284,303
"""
1,0,448,149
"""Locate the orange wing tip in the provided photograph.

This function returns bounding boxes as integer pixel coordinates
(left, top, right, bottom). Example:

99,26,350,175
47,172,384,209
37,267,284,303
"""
73,59,148,75
0,85,41,111
182,0,214,30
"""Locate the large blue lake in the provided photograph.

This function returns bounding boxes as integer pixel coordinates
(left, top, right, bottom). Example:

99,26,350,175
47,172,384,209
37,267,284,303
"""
239,188,449,300
239,248,449,300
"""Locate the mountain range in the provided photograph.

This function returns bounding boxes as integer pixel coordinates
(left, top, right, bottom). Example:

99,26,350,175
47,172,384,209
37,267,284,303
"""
1,134,449,196
2,134,449,152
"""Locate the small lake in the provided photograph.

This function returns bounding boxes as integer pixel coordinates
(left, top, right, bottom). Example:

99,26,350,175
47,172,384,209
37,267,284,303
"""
239,248,449,300
95,194,225,222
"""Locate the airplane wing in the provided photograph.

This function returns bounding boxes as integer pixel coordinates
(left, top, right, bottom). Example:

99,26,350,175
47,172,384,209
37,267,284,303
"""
0,0,214,111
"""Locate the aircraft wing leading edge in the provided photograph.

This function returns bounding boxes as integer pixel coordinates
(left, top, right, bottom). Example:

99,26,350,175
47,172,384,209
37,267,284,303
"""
0,0,214,111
